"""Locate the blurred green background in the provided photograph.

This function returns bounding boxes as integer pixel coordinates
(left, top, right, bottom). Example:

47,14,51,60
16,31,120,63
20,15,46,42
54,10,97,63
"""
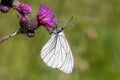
0,0,120,80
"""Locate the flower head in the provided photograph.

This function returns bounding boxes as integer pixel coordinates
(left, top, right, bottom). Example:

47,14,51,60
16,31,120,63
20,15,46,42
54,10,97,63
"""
0,5,10,13
18,3,32,16
0,0,13,13
37,5,58,29
19,17,39,38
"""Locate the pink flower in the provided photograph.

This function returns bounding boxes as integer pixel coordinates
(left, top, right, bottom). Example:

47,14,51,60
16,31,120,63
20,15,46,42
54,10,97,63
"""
37,5,58,29
0,5,10,13
18,3,32,16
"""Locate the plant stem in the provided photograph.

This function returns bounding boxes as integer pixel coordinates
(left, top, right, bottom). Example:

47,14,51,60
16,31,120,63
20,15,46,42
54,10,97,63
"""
0,31,19,43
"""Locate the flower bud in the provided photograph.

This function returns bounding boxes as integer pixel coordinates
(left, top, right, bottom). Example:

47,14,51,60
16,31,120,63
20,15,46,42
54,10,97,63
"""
0,5,10,13
20,17,28,23
26,30,35,38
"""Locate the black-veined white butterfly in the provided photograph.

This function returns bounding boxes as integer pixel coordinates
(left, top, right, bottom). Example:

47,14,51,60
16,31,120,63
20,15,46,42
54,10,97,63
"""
40,17,74,74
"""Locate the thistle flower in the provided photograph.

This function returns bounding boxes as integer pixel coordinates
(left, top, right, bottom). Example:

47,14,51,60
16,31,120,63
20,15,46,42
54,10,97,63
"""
18,3,32,16
37,5,58,29
19,4,58,38
19,17,39,38
0,5,10,13
0,0,13,13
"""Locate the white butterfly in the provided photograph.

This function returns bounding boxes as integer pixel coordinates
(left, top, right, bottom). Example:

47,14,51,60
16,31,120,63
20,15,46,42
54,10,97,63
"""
40,27,74,73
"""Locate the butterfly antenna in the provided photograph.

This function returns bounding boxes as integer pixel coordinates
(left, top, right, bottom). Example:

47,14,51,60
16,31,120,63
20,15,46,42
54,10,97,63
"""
64,16,74,29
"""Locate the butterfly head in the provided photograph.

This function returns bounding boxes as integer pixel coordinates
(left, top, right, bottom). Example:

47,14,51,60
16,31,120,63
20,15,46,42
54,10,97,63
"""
52,27,64,34
48,16,74,34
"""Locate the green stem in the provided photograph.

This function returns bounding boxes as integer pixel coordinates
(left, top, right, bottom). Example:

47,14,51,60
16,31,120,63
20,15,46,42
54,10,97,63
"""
0,31,19,43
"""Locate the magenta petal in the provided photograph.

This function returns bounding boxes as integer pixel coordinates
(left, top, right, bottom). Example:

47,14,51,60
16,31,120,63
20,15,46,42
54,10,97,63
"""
19,3,32,16
37,5,58,29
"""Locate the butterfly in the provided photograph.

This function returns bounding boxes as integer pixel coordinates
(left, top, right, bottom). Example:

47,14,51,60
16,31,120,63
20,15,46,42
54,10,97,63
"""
40,17,74,73
40,26,74,73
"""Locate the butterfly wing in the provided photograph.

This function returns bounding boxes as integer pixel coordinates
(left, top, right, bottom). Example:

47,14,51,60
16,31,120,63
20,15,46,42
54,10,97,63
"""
40,31,74,73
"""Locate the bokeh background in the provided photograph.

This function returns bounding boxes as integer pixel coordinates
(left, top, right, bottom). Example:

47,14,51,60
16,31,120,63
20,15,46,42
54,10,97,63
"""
0,0,120,80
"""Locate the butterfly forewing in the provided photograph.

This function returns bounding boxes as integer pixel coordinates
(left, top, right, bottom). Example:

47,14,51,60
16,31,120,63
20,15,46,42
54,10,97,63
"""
40,29,74,73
